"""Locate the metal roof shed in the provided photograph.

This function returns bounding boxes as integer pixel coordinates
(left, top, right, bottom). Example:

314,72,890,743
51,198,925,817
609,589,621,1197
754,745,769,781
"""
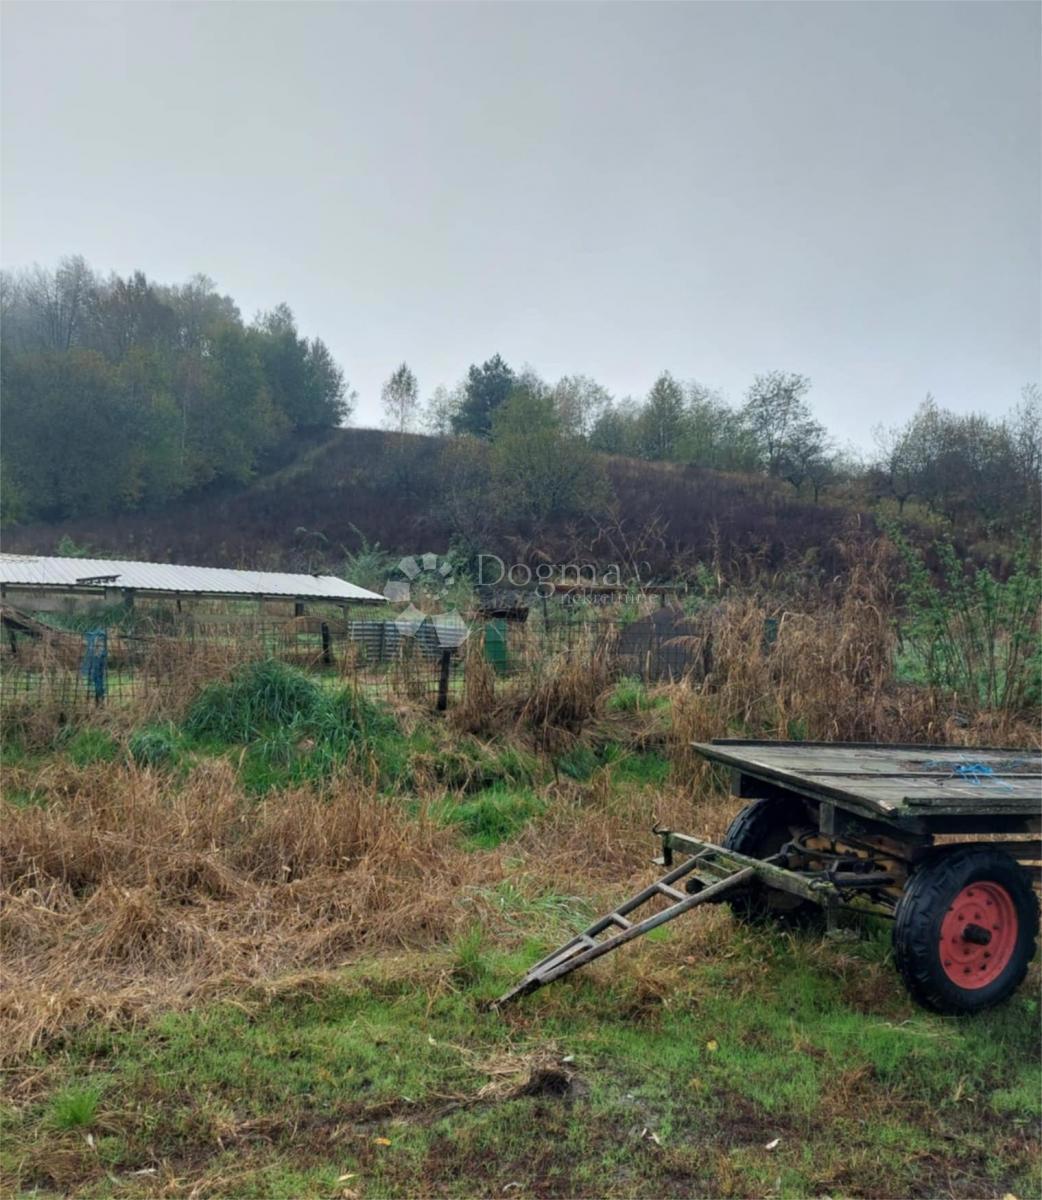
0,554,386,609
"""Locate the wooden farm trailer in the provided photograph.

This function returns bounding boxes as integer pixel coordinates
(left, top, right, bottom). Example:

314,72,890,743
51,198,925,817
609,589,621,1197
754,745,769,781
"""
498,741,1042,1015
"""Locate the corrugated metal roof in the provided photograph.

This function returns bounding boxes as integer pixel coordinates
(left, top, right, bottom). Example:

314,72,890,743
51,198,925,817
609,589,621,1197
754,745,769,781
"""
0,554,386,603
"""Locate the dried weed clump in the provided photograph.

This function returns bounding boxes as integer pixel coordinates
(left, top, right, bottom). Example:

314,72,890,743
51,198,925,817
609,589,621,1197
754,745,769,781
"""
452,625,618,752
0,635,255,750
0,759,497,1060
668,540,1039,781
449,635,499,737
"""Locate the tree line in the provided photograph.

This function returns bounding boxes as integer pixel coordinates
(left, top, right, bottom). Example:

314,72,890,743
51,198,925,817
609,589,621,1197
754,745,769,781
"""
2,257,1037,541
381,354,1039,536
1,257,351,520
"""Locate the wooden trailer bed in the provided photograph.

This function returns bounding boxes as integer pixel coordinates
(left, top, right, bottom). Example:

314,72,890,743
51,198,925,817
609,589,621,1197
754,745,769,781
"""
691,741,1041,832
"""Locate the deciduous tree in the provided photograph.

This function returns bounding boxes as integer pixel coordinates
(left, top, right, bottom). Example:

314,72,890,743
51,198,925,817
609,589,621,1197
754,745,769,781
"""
381,362,420,434
637,372,687,460
490,389,609,522
552,374,612,438
741,371,813,474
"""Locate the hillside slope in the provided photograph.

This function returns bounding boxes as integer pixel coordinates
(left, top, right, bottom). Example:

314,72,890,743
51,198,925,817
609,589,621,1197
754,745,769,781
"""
3,427,872,578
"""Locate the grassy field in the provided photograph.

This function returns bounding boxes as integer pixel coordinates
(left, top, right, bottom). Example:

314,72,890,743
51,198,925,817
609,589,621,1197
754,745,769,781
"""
5,930,1039,1199
5,540,1042,1200
2,652,1039,1200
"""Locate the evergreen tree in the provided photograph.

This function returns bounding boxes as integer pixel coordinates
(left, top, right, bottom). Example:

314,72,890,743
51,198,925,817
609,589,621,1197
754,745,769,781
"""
451,354,515,438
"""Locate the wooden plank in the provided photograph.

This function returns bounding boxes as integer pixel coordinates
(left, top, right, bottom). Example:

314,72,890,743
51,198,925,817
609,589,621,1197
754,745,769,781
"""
800,774,1041,802
692,742,1042,820
823,775,1040,797
935,840,1042,861
695,742,1042,778
801,771,1041,780
710,739,1036,755
721,745,1039,774
707,745,1041,792
701,749,910,816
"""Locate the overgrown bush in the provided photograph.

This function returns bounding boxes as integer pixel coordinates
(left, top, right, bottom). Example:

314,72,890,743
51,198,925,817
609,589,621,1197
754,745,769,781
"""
183,659,396,790
184,660,327,742
895,535,1041,716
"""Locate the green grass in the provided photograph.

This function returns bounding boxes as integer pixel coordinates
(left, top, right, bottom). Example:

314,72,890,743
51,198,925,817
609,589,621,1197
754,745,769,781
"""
127,722,184,769
185,659,344,744
432,784,547,848
614,748,671,786
555,743,603,780
61,727,120,766
413,737,537,793
183,659,398,793
3,681,1040,1198
48,1084,102,1131
607,677,669,713
0,738,39,769
5,932,1038,1199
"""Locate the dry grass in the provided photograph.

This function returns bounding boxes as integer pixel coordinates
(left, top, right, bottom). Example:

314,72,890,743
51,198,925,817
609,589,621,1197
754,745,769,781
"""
0,735,745,1064
452,624,618,754
0,759,501,1060
668,543,1040,786
449,636,498,736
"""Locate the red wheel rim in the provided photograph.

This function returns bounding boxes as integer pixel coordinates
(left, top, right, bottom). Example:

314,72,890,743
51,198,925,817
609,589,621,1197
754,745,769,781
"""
939,882,1018,988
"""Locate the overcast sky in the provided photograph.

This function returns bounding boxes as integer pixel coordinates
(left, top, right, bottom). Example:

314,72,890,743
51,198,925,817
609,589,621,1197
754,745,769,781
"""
2,1,1039,442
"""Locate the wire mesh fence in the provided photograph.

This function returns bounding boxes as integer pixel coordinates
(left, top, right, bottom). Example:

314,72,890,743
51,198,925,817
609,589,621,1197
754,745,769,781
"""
0,605,708,715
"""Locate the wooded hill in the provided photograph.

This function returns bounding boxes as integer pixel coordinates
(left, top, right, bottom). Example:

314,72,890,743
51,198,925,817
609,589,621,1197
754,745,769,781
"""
0,426,909,581
3,259,1036,577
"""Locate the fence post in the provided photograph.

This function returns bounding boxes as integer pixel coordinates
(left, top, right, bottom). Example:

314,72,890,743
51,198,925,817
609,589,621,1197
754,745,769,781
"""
321,622,332,665
437,648,452,711
80,629,108,704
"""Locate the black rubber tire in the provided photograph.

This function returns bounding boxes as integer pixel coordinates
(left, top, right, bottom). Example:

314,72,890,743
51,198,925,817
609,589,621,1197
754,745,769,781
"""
893,847,1038,1015
722,797,820,926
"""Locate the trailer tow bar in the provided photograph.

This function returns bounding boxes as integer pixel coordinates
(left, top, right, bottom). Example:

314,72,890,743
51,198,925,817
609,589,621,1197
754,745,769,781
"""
493,832,761,1009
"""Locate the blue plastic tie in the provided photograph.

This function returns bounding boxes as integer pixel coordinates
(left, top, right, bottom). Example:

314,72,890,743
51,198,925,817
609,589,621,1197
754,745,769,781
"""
80,629,109,701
